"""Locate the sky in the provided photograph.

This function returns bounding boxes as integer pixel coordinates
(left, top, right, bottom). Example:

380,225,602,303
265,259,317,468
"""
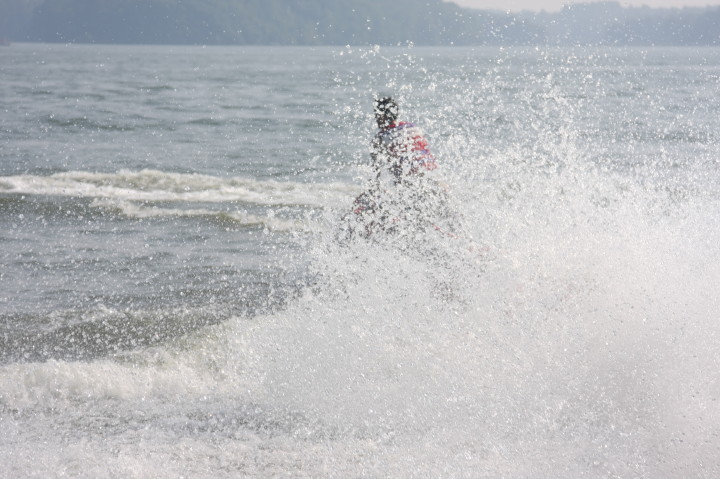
445,0,720,12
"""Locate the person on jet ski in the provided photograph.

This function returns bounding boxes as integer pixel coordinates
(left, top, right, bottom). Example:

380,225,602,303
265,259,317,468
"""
370,96,437,186
349,97,447,238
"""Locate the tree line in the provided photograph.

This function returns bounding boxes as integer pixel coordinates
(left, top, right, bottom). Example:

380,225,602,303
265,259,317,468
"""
1,0,718,46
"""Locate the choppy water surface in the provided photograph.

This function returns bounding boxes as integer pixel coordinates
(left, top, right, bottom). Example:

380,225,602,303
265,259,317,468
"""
1,43,720,477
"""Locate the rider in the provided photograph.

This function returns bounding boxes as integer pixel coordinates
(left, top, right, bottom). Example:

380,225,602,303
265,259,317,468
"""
371,97,437,186
349,97,443,234
342,97,480,259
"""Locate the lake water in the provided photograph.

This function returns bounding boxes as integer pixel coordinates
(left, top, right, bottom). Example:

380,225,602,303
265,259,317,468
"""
1,43,720,477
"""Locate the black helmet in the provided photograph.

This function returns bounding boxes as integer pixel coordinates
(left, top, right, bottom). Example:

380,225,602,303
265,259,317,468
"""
374,97,398,127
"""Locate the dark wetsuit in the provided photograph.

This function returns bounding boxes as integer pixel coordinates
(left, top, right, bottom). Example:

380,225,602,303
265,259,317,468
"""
370,121,437,186
347,120,448,239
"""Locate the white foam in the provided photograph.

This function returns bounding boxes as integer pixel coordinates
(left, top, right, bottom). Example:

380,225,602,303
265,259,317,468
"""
0,169,358,208
89,198,322,232
3,184,720,476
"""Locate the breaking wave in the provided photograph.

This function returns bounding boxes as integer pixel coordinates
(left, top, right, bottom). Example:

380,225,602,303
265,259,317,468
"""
0,169,360,231
0,169,356,207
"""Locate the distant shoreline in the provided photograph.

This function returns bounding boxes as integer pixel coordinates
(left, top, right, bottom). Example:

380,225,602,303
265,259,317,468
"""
1,0,718,47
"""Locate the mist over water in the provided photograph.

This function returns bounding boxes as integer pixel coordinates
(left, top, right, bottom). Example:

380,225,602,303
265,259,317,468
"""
1,44,720,477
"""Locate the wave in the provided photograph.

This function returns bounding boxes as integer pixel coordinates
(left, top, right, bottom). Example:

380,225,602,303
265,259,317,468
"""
90,198,319,232
0,169,358,208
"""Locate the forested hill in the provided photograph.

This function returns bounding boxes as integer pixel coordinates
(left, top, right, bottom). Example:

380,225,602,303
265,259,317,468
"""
0,0,539,45
1,0,719,46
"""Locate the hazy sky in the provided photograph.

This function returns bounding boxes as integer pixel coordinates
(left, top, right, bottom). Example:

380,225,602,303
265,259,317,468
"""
445,0,720,11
